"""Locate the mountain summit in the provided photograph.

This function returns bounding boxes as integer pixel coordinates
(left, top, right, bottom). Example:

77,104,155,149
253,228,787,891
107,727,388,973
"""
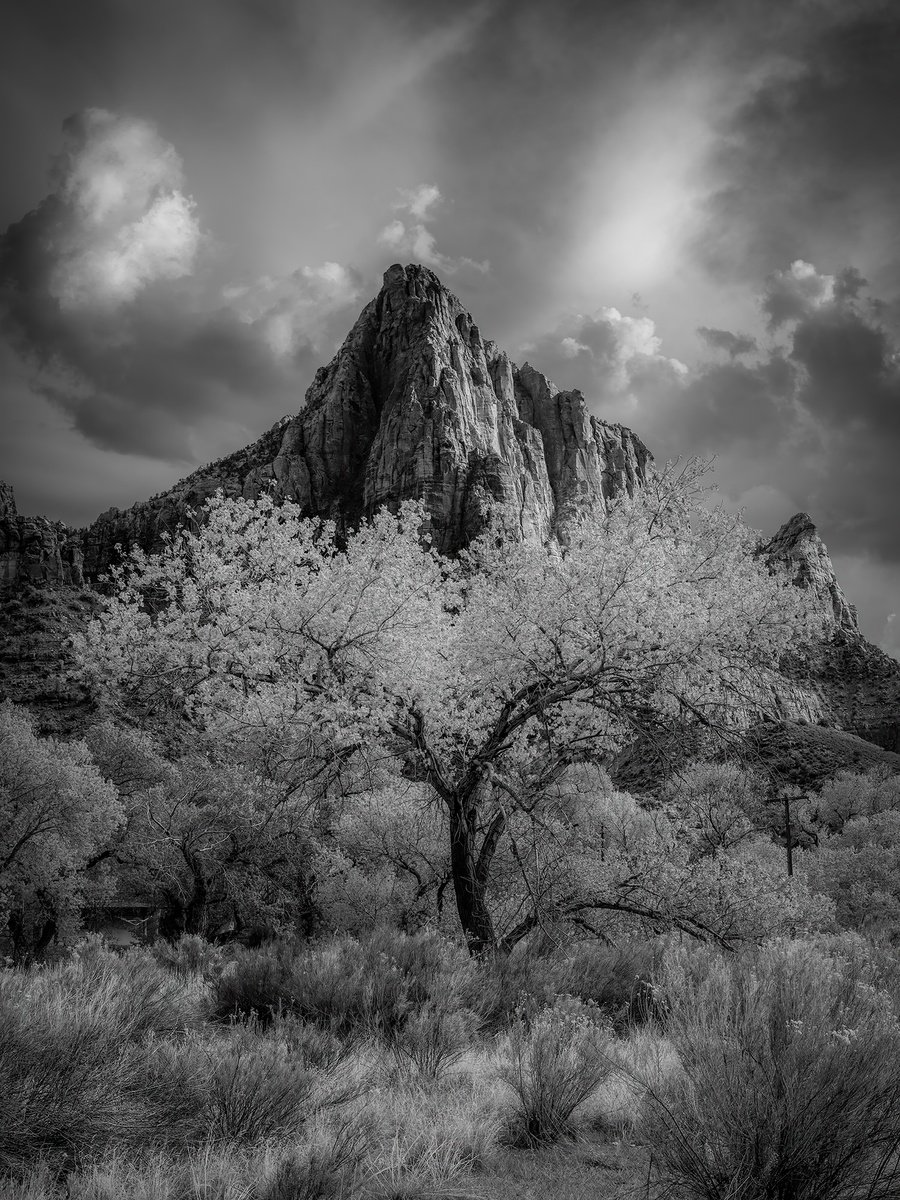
42,264,648,581
762,511,858,634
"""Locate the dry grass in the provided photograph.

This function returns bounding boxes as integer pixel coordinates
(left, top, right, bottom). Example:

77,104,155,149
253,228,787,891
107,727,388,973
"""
8,932,900,1200
469,1141,648,1200
583,1027,680,1137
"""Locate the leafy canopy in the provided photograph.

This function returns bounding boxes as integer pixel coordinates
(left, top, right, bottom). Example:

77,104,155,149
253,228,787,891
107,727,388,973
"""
76,465,820,949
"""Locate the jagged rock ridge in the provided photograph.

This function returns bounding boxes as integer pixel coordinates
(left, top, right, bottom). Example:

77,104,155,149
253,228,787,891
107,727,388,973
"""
226,262,652,553
10,264,652,583
1,480,85,588
763,513,900,751
763,511,858,634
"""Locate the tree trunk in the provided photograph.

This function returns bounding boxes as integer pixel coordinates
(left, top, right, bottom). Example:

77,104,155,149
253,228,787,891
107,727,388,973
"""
7,910,26,964
448,799,496,955
33,915,58,959
184,868,209,936
6,908,57,963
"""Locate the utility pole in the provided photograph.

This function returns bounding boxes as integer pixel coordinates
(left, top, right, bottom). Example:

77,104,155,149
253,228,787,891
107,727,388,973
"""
783,791,793,877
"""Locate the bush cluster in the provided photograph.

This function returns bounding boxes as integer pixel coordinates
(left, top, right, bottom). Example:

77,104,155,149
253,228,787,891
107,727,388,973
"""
6,928,900,1200
643,937,900,1200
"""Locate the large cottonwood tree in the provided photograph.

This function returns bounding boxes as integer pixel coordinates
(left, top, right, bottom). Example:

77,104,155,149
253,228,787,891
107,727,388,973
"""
77,465,817,952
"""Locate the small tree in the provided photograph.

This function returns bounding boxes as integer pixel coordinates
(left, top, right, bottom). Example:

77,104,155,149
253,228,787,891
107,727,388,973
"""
88,724,317,940
0,702,122,958
662,761,767,856
802,810,900,938
815,767,900,832
505,773,832,947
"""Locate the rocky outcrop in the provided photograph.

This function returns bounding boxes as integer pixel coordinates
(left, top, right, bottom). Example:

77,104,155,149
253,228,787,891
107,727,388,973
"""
763,512,858,633
1,486,84,589
813,635,900,752
0,585,98,736
7,264,652,585
762,512,900,751
0,482,16,521
79,419,292,580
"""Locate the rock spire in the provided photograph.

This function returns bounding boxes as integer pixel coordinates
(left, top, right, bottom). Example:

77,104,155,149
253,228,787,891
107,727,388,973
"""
763,511,858,633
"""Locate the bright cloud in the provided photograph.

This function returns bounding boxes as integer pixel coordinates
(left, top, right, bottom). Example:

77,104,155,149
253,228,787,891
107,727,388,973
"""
524,306,687,412
377,183,489,275
0,109,364,464
224,261,362,359
763,260,837,330
397,183,442,221
47,109,200,309
530,262,900,586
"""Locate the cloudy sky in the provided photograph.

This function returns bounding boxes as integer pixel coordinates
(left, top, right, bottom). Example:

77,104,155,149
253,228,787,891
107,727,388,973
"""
1,0,899,655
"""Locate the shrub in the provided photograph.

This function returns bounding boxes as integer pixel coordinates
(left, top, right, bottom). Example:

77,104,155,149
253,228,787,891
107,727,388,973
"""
254,1112,373,1200
496,1000,614,1146
369,1088,500,1198
137,1037,210,1146
461,946,559,1030
214,930,474,1041
0,970,148,1173
644,939,900,1200
271,1012,356,1071
0,945,210,1171
62,1144,262,1200
388,1003,478,1079
152,933,224,981
291,940,411,1037
212,942,295,1023
202,1026,316,1143
65,941,208,1036
363,927,470,1005
555,938,665,1027
286,929,472,1040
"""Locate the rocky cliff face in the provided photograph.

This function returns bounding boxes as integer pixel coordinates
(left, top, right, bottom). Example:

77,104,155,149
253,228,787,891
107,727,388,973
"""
763,512,858,634
243,263,650,552
1,481,84,589
9,264,650,585
762,512,900,751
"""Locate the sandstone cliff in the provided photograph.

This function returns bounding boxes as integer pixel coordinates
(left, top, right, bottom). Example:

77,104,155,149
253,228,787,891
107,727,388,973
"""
14,264,649,585
1,480,84,589
763,512,858,634
762,512,900,752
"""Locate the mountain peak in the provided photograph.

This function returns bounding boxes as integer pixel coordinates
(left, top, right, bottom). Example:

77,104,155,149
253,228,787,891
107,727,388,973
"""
764,511,858,633
1,264,653,580
381,261,441,292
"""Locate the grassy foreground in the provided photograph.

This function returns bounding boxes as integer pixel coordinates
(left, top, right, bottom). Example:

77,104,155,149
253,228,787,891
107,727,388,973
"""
2,929,900,1200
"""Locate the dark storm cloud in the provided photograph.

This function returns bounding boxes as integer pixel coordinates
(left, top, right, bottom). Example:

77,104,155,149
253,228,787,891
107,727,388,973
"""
0,109,363,461
697,1,900,287
792,302,900,433
696,327,758,358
